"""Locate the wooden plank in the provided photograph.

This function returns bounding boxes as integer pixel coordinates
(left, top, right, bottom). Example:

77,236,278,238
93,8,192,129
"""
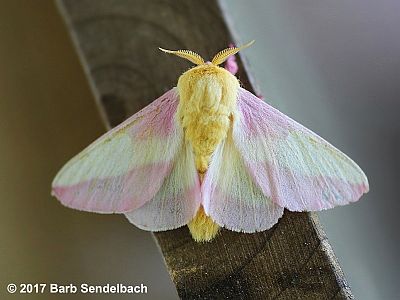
57,0,354,299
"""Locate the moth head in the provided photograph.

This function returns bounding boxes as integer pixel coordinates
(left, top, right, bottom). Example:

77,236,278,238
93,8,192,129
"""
158,40,254,68
161,41,254,97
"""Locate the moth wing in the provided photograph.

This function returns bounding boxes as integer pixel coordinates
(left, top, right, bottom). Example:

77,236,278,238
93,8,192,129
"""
52,88,199,216
202,131,284,233
234,88,369,211
125,140,201,231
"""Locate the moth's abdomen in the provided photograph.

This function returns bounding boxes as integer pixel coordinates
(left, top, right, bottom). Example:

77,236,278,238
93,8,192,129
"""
183,106,231,173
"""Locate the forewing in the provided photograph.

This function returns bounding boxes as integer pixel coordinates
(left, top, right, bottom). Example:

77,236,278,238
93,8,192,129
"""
52,88,186,213
234,88,369,211
202,131,284,233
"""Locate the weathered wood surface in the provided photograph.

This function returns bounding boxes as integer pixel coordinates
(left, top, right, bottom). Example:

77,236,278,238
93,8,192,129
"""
57,0,354,299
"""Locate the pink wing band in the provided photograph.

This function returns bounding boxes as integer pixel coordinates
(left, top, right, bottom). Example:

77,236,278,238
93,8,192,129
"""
101,88,179,139
52,162,172,213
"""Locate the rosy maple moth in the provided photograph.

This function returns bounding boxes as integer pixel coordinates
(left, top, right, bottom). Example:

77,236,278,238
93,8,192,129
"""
51,41,369,242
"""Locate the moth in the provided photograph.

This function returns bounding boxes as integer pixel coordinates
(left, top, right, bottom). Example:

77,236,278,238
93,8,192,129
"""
52,41,369,242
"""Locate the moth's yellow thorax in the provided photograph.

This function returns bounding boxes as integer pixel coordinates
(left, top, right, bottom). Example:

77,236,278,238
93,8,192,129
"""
177,64,239,173
177,64,239,242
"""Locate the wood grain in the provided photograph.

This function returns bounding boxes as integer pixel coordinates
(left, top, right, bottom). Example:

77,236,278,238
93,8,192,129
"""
57,0,354,299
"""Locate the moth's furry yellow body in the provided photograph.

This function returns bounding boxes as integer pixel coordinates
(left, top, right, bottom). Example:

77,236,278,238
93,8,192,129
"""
177,64,239,242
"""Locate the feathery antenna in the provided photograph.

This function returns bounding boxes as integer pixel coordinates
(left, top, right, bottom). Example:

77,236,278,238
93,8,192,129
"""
158,48,205,65
211,40,255,66
159,40,254,66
